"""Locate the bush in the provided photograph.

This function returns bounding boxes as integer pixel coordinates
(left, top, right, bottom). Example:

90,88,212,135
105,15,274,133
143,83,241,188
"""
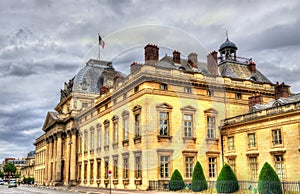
191,161,208,192
169,169,185,191
258,162,282,194
216,163,239,193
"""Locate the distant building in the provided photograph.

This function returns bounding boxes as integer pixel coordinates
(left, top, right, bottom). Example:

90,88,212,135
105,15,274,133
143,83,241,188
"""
34,35,299,190
20,151,36,181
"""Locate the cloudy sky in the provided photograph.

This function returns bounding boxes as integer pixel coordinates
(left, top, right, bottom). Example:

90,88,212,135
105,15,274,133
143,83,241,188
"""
0,0,300,162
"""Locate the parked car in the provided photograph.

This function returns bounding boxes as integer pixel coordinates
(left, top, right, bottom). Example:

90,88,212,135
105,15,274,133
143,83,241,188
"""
8,180,17,188
0,179,4,185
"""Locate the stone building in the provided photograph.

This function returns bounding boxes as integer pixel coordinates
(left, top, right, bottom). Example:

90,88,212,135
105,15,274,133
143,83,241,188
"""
35,37,284,189
221,83,300,182
20,151,36,181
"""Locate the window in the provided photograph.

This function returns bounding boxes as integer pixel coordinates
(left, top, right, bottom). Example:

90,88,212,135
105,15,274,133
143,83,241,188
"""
135,114,140,137
78,136,82,154
228,158,236,172
104,126,109,146
249,157,258,180
124,117,129,140
248,133,256,148
228,137,234,151
104,160,109,179
113,158,118,179
123,93,127,100
274,155,285,179
78,163,82,180
184,87,192,94
160,83,168,90
207,90,214,96
84,162,87,179
160,156,170,178
208,157,217,178
123,158,129,179
236,93,242,99
159,112,169,136
135,156,141,178
97,160,101,179
84,131,88,152
90,128,94,151
134,86,139,93
82,102,88,109
272,129,282,146
90,161,94,179
113,122,118,143
207,116,216,139
185,157,194,178
97,125,101,149
184,114,193,137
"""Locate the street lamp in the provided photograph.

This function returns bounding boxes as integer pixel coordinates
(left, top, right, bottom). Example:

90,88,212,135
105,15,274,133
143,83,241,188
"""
68,141,72,189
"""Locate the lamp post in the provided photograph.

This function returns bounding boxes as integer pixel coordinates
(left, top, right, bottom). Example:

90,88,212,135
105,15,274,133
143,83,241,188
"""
68,141,72,189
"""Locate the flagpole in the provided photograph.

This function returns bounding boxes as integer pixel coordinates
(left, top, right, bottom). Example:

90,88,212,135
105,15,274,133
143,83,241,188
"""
98,33,101,60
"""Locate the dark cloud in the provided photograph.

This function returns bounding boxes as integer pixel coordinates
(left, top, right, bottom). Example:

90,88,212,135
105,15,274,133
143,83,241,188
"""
0,0,299,162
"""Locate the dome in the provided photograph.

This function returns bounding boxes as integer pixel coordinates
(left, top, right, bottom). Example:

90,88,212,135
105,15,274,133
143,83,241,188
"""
219,38,238,51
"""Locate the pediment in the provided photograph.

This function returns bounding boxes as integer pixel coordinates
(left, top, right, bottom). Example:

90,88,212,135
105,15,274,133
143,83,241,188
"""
42,111,59,132
204,108,218,114
181,105,197,112
156,103,173,109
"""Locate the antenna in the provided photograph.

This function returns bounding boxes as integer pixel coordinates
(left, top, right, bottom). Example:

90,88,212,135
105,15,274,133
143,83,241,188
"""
226,29,229,40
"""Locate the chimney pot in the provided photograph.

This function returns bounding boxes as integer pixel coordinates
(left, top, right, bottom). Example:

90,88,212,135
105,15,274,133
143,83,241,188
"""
173,50,181,64
188,52,198,69
275,82,290,100
144,44,159,65
207,50,218,76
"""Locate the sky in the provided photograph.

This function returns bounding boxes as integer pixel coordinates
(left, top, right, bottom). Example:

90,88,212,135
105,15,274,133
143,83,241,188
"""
0,0,300,162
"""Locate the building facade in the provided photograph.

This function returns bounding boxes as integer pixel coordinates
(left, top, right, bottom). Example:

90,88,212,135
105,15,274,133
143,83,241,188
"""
221,85,300,182
20,151,36,182
35,37,284,189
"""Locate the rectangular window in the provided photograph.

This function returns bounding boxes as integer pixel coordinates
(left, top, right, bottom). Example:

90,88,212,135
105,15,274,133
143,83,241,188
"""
123,93,127,100
160,156,170,178
184,87,192,94
113,159,118,179
90,161,94,179
236,93,242,99
160,83,168,90
135,156,141,178
274,155,285,179
78,163,82,180
135,114,140,137
105,126,109,146
207,116,216,139
84,163,87,179
97,160,101,179
124,118,129,140
90,130,94,151
79,136,82,154
208,157,217,178
84,132,88,152
248,133,256,148
134,86,139,93
185,157,194,178
207,90,214,96
272,129,282,145
184,114,193,137
113,122,118,143
104,160,109,179
123,158,129,179
97,128,101,149
228,158,236,172
159,112,169,136
249,157,258,180
228,137,234,151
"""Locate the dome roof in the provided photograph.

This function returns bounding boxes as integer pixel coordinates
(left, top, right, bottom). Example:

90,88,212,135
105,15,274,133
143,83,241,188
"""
219,38,237,51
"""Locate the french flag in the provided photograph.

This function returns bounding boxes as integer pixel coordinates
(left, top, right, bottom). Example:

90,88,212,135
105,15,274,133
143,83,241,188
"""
98,33,105,49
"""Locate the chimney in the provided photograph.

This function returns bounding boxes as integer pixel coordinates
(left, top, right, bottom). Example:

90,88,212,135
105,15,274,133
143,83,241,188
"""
144,44,159,65
173,50,181,64
247,61,256,73
248,94,263,107
130,62,142,74
188,52,198,69
207,50,218,76
275,82,290,100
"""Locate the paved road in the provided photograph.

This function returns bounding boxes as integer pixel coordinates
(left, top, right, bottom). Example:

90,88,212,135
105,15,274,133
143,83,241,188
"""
0,185,192,194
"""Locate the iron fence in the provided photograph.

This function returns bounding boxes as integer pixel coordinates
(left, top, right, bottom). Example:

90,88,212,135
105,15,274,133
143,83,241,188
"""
148,180,300,193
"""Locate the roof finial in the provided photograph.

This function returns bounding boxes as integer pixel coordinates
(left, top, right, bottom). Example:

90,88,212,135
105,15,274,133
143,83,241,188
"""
226,29,229,40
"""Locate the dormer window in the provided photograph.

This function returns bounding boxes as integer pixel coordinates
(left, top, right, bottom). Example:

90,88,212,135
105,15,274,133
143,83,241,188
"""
160,83,168,91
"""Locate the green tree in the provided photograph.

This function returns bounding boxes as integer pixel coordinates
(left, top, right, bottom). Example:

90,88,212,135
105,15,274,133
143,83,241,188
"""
258,162,282,194
3,162,17,178
191,161,208,192
0,170,4,178
169,169,185,191
216,163,239,193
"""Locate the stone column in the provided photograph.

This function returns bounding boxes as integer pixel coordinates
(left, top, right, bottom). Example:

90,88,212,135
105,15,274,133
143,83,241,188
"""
45,138,49,181
70,129,77,182
65,131,71,185
48,137,53,182
52,135,57,183
56,132,62,182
